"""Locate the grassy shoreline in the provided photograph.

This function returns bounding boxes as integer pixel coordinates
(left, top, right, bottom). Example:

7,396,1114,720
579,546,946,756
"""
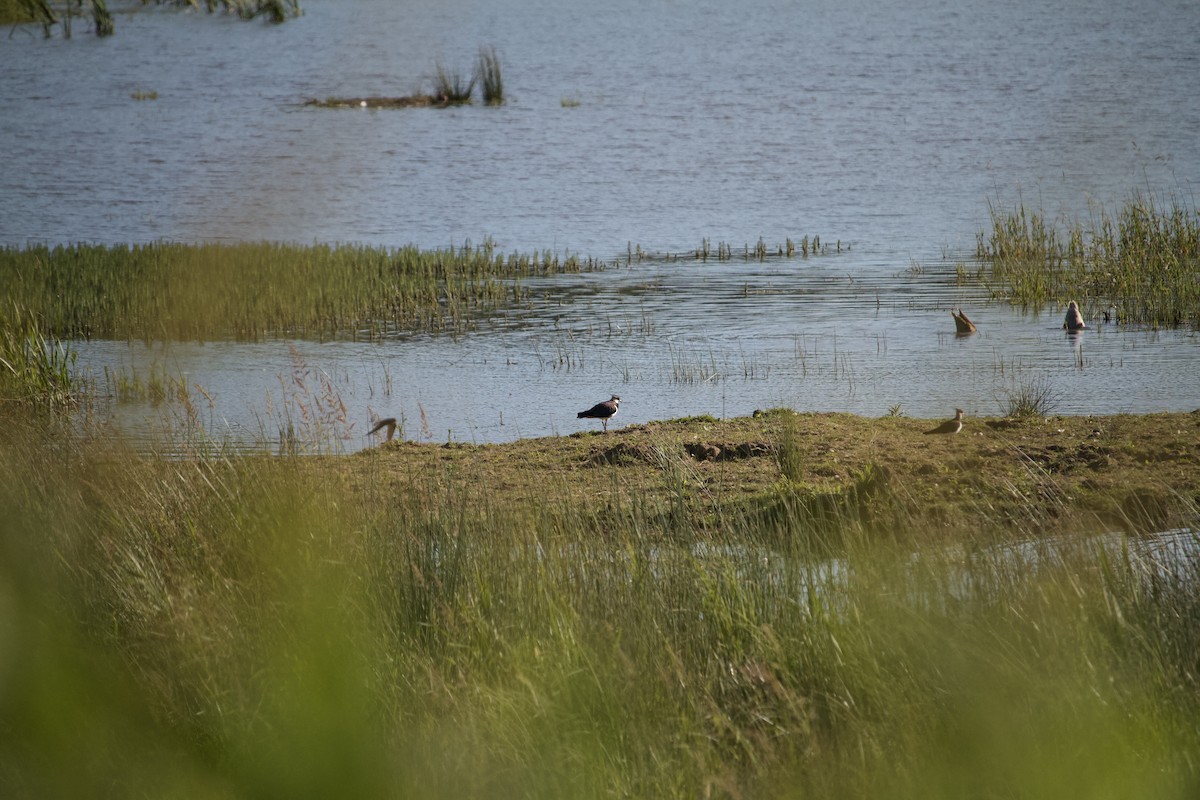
344,409,1200,542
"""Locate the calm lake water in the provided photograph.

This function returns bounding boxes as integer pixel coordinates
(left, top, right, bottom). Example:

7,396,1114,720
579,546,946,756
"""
3,0,1199,451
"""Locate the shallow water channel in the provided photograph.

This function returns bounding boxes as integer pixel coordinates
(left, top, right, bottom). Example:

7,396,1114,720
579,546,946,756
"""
70,253,1200,453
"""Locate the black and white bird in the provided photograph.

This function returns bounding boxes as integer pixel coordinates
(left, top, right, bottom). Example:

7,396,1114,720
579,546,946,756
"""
577,394,620,432
924,408,964,435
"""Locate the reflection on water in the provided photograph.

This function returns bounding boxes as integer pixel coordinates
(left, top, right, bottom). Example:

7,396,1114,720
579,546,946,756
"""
69,256,1200,453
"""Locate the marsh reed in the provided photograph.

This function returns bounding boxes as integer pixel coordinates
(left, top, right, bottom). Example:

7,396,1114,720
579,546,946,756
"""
977,192,1200,327
476,46,504,105
1,240,595,341
0,301,76,408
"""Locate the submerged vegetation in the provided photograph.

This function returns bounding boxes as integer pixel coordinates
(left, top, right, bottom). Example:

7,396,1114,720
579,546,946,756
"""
309,47,504,110
2,409,1199,797
978,193,1200,328
5,0,300,36
0,240,597,341
476,45,504,106
0,236,832,342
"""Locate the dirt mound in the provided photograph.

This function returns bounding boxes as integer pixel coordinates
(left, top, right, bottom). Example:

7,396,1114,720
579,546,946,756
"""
683,441,774,462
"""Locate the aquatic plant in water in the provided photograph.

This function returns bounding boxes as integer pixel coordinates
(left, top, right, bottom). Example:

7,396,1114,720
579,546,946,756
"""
0,240,597,342
11,0,300,36
476,46,504,105
0,302,76,409
977,192,1200,328
432,61,476,104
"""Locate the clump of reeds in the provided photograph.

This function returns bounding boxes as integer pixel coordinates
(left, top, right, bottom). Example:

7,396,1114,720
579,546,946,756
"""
432,61,475,104
977,192,1200,327
0,301,76,409
1002,374,1059,417
0,240,594,342
774,411,806,482
476,46,504,106
13,0,299,36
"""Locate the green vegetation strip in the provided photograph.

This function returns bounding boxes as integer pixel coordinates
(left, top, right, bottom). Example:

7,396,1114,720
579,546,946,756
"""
2,409,1198,796
1,240,595,341
977,193,1200,327
2,0,299,34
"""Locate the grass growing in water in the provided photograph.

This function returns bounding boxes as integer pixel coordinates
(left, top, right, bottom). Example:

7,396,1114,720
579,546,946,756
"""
977,192,1200,327
1,240,597,341
5,0,300,35
476,45,504,105
433,61,476,104
0,302,76,409
2,409,1199,797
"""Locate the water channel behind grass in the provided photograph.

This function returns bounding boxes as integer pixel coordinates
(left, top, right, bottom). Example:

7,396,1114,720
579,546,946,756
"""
66,249,1200,454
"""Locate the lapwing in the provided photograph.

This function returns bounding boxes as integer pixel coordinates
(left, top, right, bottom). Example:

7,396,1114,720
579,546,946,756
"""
952,308,977,335
1063,300,1086,331
368,416,398,443
577,395,620,432
924,408,964,435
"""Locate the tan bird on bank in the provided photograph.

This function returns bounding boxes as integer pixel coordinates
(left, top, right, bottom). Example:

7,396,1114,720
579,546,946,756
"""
952,308,977,335
924,408,964,435
368,416,398,442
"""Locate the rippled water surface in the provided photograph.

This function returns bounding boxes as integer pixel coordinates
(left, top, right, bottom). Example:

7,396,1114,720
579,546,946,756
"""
3,0,1199,450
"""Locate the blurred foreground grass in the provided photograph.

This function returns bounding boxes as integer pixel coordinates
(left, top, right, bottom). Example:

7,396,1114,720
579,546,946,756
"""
2,409,1199,798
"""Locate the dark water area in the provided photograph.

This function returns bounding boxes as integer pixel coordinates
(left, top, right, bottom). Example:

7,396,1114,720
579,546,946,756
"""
3,0,1199,450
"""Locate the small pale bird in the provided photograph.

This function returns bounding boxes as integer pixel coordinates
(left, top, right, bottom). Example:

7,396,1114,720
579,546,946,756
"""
368,416,397,442
924,408,964,435
1063,300,1086,331
577,394,620,432
952,308,977,335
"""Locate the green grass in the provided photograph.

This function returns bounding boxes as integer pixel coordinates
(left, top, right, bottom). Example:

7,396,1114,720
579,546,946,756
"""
433,61,476,104
0,301,76,409
1,0,300,34
2,410,1199,797
1002,374,1059,418
977,192,1200,327
477,46,504,106
0,241,597,341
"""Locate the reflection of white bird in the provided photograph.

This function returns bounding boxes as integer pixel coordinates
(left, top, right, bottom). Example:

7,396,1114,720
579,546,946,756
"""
577,395,620,432
368,417,397,442
1063,300,1086,331
924,408,964,435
